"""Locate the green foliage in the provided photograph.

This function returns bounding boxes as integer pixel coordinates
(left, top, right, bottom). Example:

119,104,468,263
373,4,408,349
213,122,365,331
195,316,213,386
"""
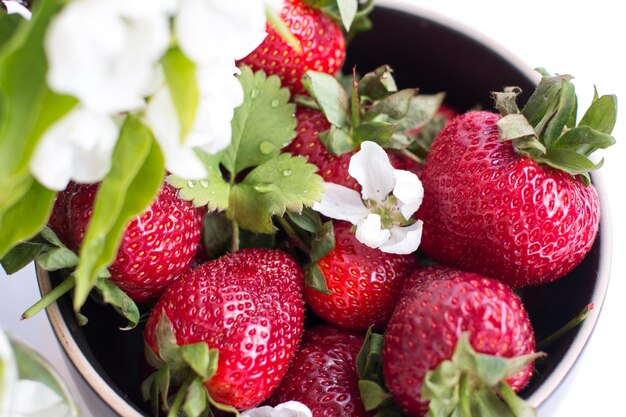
73,117,165,310
162,47,199,141
169,68,324,234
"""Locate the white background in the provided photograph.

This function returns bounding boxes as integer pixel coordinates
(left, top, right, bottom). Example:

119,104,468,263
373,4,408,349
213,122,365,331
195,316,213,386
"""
1,1,625,416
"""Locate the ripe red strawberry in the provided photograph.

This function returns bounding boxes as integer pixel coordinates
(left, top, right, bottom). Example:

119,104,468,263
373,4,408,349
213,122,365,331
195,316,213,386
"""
50,182,204,302
418,75,616,287
144,249,305,410
266,325,369,417
238,0,346,95
304,221,419,331
382,266,536,416
286,106,422,191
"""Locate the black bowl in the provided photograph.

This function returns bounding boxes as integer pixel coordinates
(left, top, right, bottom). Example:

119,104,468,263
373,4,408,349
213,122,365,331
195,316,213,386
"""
38,2,612,416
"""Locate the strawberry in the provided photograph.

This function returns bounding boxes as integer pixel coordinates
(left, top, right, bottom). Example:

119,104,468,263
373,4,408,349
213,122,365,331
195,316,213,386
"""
382,266,537,416
266,325,369,417
418,74,616,287
286,106,423,190
304,221,419,331
143,249,305,411
238,0,346,95
50,182,204,302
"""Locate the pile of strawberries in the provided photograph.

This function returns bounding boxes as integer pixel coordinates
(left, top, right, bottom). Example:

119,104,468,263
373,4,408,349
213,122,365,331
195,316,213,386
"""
45,1,616,417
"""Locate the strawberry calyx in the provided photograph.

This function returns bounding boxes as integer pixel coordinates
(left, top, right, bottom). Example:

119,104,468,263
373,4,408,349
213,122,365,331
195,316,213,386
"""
422,333,544,417
142,312,239,417
494,69,617,185
305,0,375,35
300,65,444,157
356,328,405,415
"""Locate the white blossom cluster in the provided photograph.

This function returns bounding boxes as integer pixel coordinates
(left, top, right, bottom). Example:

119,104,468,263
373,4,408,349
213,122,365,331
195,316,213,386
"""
28,0,281,190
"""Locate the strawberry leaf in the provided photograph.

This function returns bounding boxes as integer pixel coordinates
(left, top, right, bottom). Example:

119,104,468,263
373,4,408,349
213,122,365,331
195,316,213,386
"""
222,66,296,174
0,0,77,215
365,89,417,121
94,279,140,330
358,65,398,100
287,207,323,233
73,117,165,310
304,263,332,294
162,47,199,142
353,121,396,146
167,152,230,212
336,0,358,31
0,178,55,259
319,125,354,155
183,378,209,417
228,154,324,233
302,70,349,128
1,240,46,274
578,94,617,134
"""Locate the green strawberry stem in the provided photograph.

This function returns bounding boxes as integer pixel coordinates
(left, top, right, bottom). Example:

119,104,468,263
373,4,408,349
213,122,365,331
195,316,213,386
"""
536,303,594,351
351,66,360,128
231,219,240,252
167,376,193,417
22,274,75,320
422,333,544,417
494,70,617,185
265,7,303,55
276,216,310,254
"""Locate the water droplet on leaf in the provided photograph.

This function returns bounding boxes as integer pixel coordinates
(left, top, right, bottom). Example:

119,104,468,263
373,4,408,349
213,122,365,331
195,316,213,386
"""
250,88,260,98
187,180,196,188
200,180,209,188
270,99,280,107
282,169,292,176
259,141,275,155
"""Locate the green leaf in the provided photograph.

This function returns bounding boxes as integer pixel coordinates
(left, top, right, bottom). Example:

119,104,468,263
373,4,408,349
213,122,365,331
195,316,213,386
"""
356,327,385,382
365,89,417,121
396,93,446,133
497,383,536,417
287,207,323,233
200,213,232,259
522,74,572,128
336,0,358,31
162,47,199,141
358,65,398,100
1,241,46,274
302,70,349,128
222,66,296,174
0,14,22,52
73,118,165,310
578,94,617,134
0,0,77,214
94,279,140,330
310,221,335,263
353,122,396,146
227,154,323,233
535,149,601,176
551,125,615,154
319,125,355,155
542,78,577,146
37,247,79,271
183,378,209,417
180,344,218,381
304,263,331,294
497,114,539,142
359,380,392,411
167,152,231,213
0,178,55,259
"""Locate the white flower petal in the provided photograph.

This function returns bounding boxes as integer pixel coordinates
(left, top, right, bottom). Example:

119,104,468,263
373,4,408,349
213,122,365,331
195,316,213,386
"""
144,85,208,179
10,380,71,417
176,0,268,64
379,220,423,255
242,401,312,417
2,0,31,19
30,106,119,191
355,213,391,249
312,183,369,224
349,141,395,203
392,169,423,220
0,329,18,417
45,0,170,113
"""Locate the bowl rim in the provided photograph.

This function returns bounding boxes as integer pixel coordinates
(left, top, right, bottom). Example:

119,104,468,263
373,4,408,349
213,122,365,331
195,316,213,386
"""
36,1,613,415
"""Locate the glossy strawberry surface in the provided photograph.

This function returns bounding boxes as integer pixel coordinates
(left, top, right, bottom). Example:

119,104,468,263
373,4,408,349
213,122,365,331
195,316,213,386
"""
266,325,368,417
304,221,419,331
144,249,305,410
286,106,423,190
238,0,345,95
51,182,204,301
383,266,536,416
419,111,600,287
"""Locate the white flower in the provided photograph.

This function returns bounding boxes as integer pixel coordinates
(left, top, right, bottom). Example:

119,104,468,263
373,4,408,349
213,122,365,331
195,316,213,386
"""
45,0,174,114
30,106,120,191
175,0,280,65
144,61,243,179
2,0,31,19
1,329,74,417
313,141,424,255
241,401,312,417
